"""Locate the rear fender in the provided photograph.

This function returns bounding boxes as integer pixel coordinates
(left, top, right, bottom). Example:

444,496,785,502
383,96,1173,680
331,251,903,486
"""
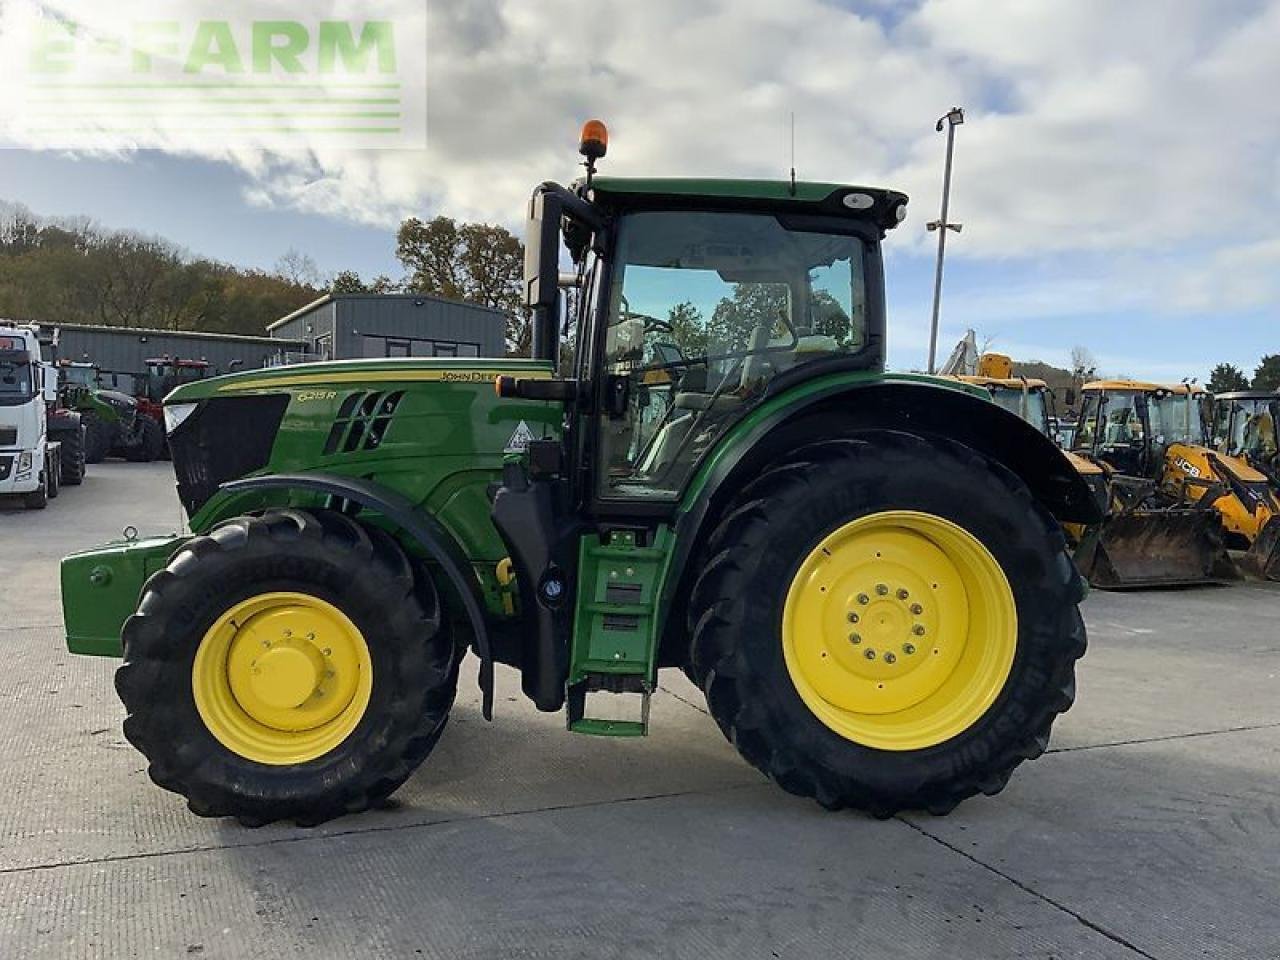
656,376,1100,663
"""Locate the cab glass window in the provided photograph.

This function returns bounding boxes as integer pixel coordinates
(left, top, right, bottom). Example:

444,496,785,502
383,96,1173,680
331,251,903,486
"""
597,210,870,500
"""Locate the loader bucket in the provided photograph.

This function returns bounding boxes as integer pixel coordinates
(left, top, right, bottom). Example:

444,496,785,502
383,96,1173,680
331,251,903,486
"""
1073,509,1238,589
1237,515,1280,581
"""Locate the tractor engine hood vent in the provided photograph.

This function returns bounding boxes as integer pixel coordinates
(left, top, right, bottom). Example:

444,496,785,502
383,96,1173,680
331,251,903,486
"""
323,390,405,456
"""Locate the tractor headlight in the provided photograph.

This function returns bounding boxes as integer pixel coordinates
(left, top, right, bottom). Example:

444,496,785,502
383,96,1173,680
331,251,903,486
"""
17,451,32,472
164,402,198,436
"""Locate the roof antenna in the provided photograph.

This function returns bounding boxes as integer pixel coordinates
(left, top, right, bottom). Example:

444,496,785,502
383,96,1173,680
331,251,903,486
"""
789,112,797,196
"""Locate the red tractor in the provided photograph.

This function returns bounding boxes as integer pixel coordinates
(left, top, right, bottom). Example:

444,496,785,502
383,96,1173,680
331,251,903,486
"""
138,357,213,425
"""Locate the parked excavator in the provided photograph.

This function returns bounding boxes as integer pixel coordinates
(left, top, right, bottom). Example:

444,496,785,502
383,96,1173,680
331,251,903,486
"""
1073,381,1280,583
949,355,1109,556
1212,391,1280,488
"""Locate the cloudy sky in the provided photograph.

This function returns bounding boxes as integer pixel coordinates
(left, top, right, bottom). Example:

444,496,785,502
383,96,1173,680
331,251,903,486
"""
0,0,1277,379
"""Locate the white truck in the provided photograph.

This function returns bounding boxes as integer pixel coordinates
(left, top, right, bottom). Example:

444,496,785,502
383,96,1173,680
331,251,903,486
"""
0,321,62,509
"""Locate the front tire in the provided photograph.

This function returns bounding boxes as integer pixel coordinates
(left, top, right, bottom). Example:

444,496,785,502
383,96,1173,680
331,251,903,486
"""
83,416,110,464
117,509,461,826
23,476,48,510
688,432,1086,817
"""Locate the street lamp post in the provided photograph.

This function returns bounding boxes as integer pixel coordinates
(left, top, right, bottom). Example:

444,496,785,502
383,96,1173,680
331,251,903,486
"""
926,106,965,375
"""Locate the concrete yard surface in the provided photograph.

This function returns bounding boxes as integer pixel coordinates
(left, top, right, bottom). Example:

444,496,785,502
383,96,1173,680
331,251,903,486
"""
2,462,1278,959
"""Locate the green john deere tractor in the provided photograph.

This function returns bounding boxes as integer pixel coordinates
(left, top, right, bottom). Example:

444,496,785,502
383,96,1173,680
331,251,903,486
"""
61,122,1099,826
59,362,164,463
57,362,116,463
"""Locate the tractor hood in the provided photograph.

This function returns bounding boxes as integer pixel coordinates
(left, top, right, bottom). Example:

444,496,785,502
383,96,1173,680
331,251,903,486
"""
162,357,562,525
94,388,136,410
166,357,553,403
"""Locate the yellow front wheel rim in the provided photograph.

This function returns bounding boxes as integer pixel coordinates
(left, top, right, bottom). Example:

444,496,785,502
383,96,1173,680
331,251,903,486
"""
192,592,373,765
782,511,1017,751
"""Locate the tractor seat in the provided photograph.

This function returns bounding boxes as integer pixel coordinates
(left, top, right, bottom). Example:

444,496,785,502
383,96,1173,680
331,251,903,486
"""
672,392,744,412
793,334,841,356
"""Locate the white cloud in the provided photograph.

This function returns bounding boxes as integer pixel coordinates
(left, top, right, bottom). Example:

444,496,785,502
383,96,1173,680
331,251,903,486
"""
3,0,1278,338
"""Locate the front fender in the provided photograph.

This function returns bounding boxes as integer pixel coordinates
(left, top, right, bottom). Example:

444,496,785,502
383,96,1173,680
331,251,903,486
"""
219,473,498,720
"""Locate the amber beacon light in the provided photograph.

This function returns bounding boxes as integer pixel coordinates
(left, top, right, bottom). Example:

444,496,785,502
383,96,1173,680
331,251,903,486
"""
579,119,609,160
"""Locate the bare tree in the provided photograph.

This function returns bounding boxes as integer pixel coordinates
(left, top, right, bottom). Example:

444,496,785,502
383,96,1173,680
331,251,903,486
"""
1070,346,1097,382
275,249,322,287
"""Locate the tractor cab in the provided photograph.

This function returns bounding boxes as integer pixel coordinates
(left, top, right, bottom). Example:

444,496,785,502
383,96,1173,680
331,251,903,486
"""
1074,380,1180,478
1214,391,1280,483
58,361,101,388
142,357,213,404
502,120,905,511
958,374,1051,437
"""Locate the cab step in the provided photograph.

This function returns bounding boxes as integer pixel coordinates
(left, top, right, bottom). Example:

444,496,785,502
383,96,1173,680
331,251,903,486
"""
565,526,673,736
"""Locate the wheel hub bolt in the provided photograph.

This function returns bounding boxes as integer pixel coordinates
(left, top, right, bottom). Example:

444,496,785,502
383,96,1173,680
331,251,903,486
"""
912,625,926,636
903,643,916,655
863,648,876,660
857,594,869,605
847,612,859,623
883,652,897,664
896,588,909,600
850,633,862,644
910,603,923,615
875,583,888,596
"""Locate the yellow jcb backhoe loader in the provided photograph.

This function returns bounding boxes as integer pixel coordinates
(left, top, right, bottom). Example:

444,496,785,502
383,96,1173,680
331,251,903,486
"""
1074,381,1280,583
1212,390,1280,489
952,364,1109,555
1158,384,1280,579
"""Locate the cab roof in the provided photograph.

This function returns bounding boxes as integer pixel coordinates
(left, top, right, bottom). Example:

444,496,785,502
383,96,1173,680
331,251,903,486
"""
1082,379,1165,393
957,375,1048,390
1083,379,1206,395
585,177,909,231
1215,390,1279,400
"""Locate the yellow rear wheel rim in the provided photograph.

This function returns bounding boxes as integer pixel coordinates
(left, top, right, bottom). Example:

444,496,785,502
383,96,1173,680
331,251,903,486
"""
192,592,373,765
782,510,1017,751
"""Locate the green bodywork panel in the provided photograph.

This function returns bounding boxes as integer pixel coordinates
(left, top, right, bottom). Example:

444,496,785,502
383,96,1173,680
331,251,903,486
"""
61,358,561,656
62,534,189,656
680,370,987,509
178,357,561,594
65,386,119,424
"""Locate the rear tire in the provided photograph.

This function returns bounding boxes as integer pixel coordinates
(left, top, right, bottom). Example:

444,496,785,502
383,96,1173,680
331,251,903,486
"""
125,417,164,463
117,508,461,826
688,432,1086,817
57,422,86,485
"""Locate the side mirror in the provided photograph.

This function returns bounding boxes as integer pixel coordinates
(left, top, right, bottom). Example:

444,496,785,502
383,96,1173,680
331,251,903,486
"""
41,366,58,403
524,188,563,313
524,187,564,362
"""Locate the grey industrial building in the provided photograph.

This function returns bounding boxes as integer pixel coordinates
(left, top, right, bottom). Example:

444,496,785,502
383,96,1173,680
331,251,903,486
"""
43,293,509,386
269,293,507,361
49,323,305,379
